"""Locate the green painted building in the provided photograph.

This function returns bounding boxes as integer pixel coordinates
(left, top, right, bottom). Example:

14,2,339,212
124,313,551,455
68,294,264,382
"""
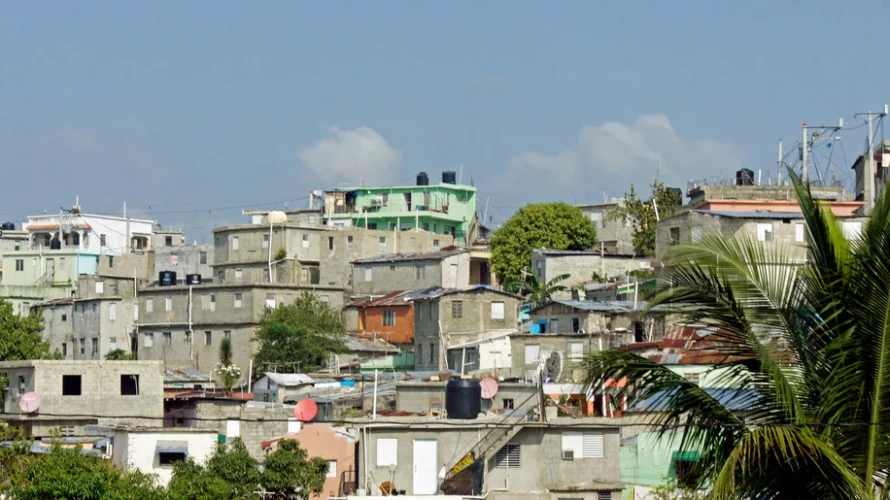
0,249,101,315
321,172,477,244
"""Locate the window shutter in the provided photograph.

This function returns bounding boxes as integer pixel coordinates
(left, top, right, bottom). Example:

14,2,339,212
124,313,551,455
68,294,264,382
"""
583,432,604,458
562,432,583,457
524,345,540,364
376,438,398,466
495,444,520,468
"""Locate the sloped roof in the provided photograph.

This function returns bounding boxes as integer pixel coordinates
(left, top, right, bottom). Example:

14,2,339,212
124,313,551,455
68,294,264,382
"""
531,300,647,314
264,373,314,387
410,285,524,301
352,249,466,264
345,336,400,353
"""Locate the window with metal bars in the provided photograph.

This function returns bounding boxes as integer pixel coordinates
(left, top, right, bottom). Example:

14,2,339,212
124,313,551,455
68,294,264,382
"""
494,443,520,468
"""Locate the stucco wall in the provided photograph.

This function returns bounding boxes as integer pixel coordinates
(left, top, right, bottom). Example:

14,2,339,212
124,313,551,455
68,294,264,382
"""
112,429,218,486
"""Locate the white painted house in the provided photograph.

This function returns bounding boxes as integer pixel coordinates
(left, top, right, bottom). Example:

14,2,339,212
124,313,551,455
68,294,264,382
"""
24,201,157,254
111,427,218,486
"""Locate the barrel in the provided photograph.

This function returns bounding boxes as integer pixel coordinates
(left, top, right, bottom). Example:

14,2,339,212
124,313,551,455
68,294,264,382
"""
445,379,481,419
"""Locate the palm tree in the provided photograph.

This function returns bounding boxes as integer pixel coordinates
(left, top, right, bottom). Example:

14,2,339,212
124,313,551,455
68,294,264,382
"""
505,269,570,308
583,173,890,498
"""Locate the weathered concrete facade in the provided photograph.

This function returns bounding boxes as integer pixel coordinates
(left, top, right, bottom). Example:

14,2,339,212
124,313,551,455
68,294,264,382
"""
578,201,635,255
350,250,471,296
413,287,522,371
396,381,537,414
531,249,650,297
0,360,164,437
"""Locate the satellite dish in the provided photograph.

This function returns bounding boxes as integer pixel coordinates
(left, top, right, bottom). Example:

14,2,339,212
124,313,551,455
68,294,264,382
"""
480,377,499,399
293,399,318,422
543,352,563,383
268,211,288,224
18,392,41,413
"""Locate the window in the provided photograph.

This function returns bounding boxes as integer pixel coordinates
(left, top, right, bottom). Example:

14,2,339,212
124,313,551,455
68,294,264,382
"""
328,236,334,251
109,303,117,321
494,443,520,468
224,330,231,340
326,460,338,478
146,298,154,313
60,257,67,270
226,420,240,438
502,398,515,410
433,239,440,248
91,338,98,355
300,268,309,282
100,234,107,247
525,345,540,364
165,296,173,312
231,236,239,250
217,270,224,282
428,342,436,364
120,375,140,395
262,234,270,249
17,376,26,394
234,293,243,308
235,268,243,280
550,318,560,333
376,438,398,466
184,331,191,343
383,310,396,326
452,301,463,319
62,343,68,356
144,333,154,348
365,269,373,281
572,318,580,333
597,493,612,500
795,223,806,243
570,342,584,361
165,235,173,247
843,221,863,241
562,432,604,458
302,234,310,249
15,259,23,271
62,375,82,395
690,225,703,243
108,255,115,268
205,331,212,346
415,265,425,280
265,294,276,308
346,235,353,249
199,251,207,264
491,301,505,320
210,294,216,312
263,268,270,282
308,215,317,224
756,223,774,242
79,338,85,354
108,337,116,351
669,227,680,245
62,313,67,322
163,332,172,347
159,452,187,466
378,236,386,252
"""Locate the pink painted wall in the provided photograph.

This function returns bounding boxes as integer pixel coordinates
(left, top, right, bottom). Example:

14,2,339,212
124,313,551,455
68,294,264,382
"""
287,424,357,500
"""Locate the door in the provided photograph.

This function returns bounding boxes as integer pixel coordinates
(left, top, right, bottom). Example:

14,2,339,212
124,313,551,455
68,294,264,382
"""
46,258,55,281
413,439,438,494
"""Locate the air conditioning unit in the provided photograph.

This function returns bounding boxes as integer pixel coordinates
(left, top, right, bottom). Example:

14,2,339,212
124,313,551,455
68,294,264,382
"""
562,449,574,461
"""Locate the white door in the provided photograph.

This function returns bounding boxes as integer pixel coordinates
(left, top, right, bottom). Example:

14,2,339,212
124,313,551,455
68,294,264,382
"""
413,439,438,494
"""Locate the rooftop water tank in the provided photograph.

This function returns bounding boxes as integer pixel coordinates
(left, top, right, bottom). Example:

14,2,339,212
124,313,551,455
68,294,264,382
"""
736,168,755,186
1,222,15,231
417,172,429,186
50,238,62,250
445,378,481,419
442,171,457,184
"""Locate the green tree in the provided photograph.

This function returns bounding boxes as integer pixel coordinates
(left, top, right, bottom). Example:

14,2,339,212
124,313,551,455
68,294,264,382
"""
0,299,54,362
584,173,890,497
490,202,596,285
610,180,681,256
168,438,261,500
259,439,328,500
253,292,346,377
507,272,570,309
105,348,135,360
216,336,241,394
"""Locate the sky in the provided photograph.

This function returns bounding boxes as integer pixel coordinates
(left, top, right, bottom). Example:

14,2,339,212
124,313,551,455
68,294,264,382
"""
2,1,889,239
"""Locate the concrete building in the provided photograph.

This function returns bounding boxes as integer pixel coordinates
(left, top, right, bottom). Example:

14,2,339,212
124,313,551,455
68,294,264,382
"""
355,416,623,499
685,178,853,207
111,426,218,486
23,201,157,254
578,200,635,255
321,172,478,244
351,250,472,296
396,380,537,415
412,287,522,372
252,373,315,404
135,283,344,375
261,424,359,499
0,360,164,437
349,290,418,345
149,243,214,285
0,249,101,315
654,209,869,261
0,226,29,283
446,332,513,376
531,249,651,296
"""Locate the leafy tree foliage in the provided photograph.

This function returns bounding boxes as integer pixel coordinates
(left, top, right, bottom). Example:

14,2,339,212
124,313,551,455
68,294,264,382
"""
0,299,54,362
216,336,241,394
253,292,346,377
259,439,328,500
490,202,596,285
610,180,681,256
585,173,890,497
105,348,135,360
506,272,570,309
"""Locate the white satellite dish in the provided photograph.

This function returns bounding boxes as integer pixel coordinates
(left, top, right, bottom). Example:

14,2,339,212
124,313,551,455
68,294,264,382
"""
18,392,41,413
267,211,288,224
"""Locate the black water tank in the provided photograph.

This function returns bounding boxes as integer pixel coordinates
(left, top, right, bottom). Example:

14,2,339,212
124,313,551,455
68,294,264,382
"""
442,171,457,184
50,238,62,250
185,274,202,285
417,172,429,186
1,222,14,231
159,271,177,286
445,379,481,419
736,168,755,186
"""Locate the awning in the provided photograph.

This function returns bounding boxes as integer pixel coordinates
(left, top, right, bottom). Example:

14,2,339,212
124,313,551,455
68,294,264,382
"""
672,450,701,461
156,440,189,454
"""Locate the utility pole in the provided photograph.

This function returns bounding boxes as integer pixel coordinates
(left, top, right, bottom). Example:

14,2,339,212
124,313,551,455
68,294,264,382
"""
777,140,783,185
854,106,888,214
801,124,809,182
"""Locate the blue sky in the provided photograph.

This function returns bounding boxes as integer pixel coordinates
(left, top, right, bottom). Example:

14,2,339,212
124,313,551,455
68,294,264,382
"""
2,1,888,238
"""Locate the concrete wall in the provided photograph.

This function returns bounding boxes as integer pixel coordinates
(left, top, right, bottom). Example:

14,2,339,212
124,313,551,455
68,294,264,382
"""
283,424,357,500
579,202,635,255
95,252,151,280
149,245,214,283
0,360,164,434
112,429,217,486
396,382,537,414
350,251,470,296
358,304,415,344
413,290,521,371
510,334,634,383
188,400,301,461
356,421,621,499
532,251,649,299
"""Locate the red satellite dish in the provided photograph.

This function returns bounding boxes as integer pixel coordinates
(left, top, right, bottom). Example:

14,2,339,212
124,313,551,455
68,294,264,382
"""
293,399,318,422
480,377,499,399
18,392,41,413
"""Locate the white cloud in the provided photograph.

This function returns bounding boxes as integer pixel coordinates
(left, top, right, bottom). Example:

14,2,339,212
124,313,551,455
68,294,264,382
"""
503,114,745,201
298,126,402,183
